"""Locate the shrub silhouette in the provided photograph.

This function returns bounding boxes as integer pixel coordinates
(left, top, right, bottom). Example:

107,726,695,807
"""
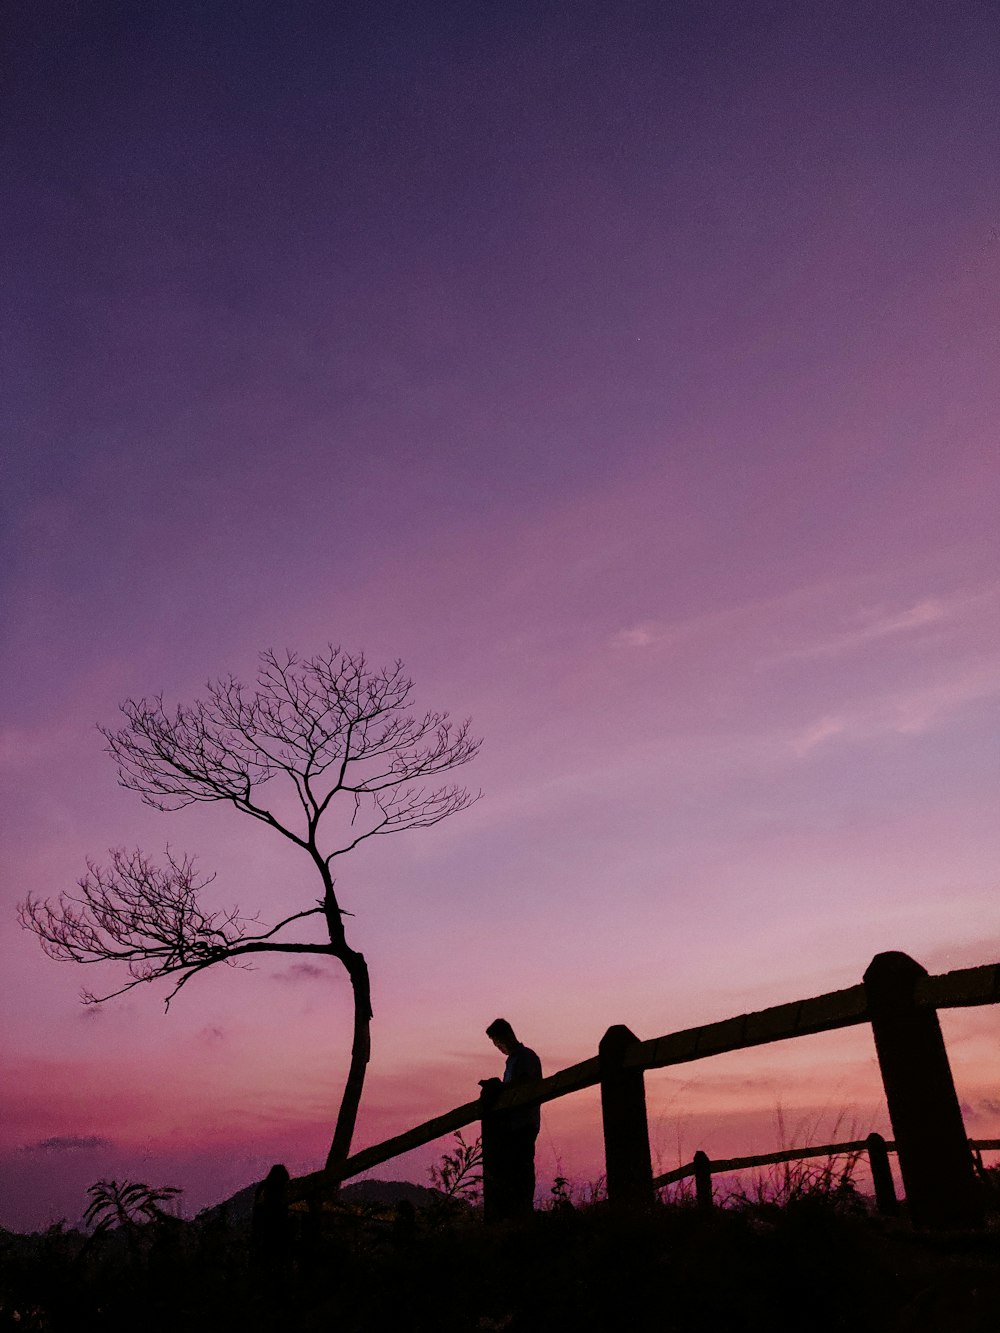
83,1180,182,1234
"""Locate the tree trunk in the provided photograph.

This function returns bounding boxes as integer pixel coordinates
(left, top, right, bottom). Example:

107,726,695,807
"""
325,948,372,1173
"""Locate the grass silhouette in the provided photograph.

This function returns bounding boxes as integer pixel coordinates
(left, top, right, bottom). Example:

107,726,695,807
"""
4,1155,1000,1332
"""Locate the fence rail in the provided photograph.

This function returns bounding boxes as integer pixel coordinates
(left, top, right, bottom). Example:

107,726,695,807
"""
654,1134,1000,1219
654,1137,879,1188
656,1137,1000,1186
278,952,999,1229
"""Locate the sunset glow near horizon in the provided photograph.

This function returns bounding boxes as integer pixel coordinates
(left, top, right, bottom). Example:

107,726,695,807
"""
3,2,999,1231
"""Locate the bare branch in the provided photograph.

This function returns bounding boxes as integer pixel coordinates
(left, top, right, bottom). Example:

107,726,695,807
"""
17,848,328,1007
325,784,482,861
98,647,482,856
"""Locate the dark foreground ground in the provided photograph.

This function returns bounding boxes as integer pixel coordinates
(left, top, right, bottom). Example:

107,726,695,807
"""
4,1194,1000,1332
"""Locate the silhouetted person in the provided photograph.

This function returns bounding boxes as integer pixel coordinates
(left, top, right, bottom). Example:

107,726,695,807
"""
480,1018,542,1219
250,1163,290,1303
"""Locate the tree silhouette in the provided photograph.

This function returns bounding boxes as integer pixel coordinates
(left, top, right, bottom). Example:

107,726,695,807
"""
19,646,481,1172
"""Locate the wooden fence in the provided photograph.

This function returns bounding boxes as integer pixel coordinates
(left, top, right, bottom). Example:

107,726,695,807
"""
270,950,1000,1231
656,1134,1000,1215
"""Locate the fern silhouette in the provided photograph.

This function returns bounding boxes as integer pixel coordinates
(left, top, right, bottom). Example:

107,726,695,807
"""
83,1179,182,1233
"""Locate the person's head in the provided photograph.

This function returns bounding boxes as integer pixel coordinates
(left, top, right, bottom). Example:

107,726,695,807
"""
486,1018,518,1055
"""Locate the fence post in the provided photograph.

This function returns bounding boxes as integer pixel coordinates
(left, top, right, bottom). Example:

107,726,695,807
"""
693,1151,713,1210
480,1080,506,1224
864,951,983,1229
599,1024,654,1209
865,1132,898,1216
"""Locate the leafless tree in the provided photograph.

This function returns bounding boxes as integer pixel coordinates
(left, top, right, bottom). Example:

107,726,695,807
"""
19,646,481,1173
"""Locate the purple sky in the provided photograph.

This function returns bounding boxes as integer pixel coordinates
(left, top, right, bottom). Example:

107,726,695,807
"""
3,1,999,1231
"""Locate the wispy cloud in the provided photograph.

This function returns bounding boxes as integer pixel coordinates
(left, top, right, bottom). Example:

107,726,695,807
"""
614,584,998,670
615,622,661,649
790,663,1000,756
773,597,951,663
887,667,1000,734
274,962,333,984
791,717,848,756
769,586,999,667
21,1135,112,1154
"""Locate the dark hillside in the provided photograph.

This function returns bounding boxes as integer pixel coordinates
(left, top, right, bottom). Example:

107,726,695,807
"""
4,1195,1000,1332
